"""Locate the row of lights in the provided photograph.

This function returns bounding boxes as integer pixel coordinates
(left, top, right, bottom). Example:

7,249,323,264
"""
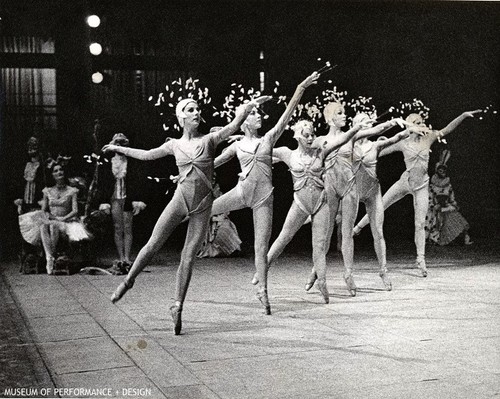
87,15,105,84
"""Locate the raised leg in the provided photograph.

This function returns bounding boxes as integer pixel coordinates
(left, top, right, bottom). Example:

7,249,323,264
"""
354,177,409,233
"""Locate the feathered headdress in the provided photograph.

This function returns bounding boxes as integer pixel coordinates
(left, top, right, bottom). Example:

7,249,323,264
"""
435,149,450,172
46,155,71,169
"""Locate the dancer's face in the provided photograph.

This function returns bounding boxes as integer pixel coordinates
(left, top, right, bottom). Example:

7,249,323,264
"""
326,104,346,128
183,102,201,127
52,164,65,182
298,125,316,148
243,108,262,131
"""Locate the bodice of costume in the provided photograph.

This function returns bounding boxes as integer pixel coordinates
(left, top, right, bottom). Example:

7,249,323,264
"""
402,137,430,190
111,155,127,200
43,186,78,217
289,149,324,192
289,149,325,215
352,141,379,200
236,140,273,181
24,160,40,204
324,142,355,198
170,135,217,215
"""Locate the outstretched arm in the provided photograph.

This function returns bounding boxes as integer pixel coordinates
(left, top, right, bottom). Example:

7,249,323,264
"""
375,131,410,152
266,72,319,147
354,118,406,141
378,134,406,157
214,143,237,168
101,141,171,161
212,96,272,142
435,110,482,140
272,147,293,167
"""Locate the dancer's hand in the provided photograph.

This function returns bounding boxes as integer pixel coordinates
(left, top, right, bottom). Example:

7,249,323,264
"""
462,110,482,118
353,117,376,131
235,96,272,118
390,117,408,129
132,201,147,216
227,134,244,143
251,95,273,106
299,71,320,89
102,144,119,154
408,124,431,136
395,131,410,140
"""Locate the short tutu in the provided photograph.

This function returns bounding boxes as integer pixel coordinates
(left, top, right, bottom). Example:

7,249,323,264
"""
19,210,91,245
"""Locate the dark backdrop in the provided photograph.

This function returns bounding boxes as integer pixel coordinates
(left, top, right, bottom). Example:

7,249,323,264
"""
1,1,499,259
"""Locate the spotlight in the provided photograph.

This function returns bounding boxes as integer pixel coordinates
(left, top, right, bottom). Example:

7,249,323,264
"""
87,15,101,28
92,72,104,84
89,42,102,56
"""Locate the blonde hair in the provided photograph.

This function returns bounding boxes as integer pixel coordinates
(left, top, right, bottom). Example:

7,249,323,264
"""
323,102,344,124
291,120,314,139
406,113,423,125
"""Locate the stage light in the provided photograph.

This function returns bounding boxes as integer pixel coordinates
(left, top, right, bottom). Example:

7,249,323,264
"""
87,15,100,28
89,42,102,55
92,72,104,84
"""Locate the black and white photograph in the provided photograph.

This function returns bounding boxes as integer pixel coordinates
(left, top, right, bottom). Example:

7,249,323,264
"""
1,1,499,398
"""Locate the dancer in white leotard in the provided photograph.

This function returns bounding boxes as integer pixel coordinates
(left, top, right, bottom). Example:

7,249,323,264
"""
211,72,319,314
259,119,369,303
350,113,409,289
317,102,403,296
105,96,270,335
353,110,481,277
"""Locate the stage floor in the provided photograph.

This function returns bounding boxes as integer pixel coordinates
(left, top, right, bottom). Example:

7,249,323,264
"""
1,247,499,399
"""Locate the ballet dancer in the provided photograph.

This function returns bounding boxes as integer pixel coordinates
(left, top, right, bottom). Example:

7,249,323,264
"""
211,71,319,315
104,95,270,335
255,118,370,303
316,102,402,296
350,112,409,290
353,110,481,277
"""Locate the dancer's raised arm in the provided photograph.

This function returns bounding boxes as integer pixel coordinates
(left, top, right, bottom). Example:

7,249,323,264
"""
354,118,406,141
266,72,319,147
434,110,482,141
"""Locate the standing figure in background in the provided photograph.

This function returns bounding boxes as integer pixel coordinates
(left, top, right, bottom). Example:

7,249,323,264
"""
39,157,90,274
14,136,46,214
354,110,481,277
426,157,472,246
97,133,147,272
105,96,270,335
211,72,319,315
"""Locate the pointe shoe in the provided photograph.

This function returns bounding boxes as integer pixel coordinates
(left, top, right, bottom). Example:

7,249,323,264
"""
110,278,134,303
46,256,54,275
416,259,427,278
256,289,271,315
304,271,318,291
379,270,392,291
170,305,182,335
343,273,357,296
316,278,330,304
251,272,259,285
